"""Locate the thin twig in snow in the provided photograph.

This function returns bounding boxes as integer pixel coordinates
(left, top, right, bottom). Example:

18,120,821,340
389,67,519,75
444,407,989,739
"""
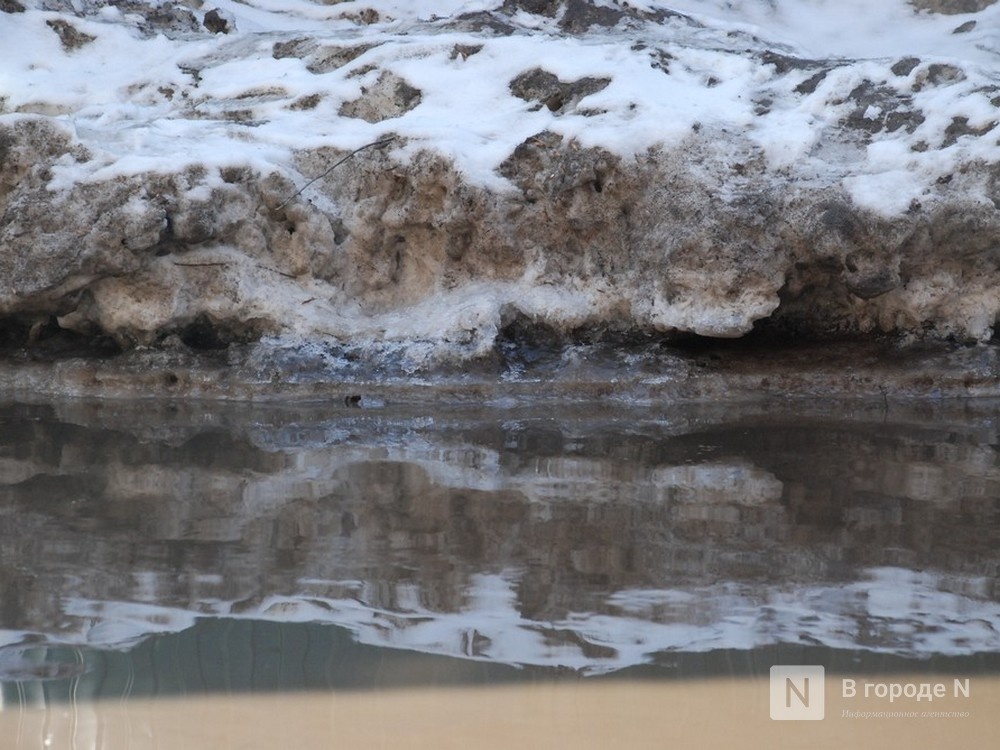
276,136,396,211
256,263,297,279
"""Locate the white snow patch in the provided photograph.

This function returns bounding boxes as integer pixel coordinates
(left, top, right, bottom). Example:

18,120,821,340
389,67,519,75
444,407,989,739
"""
664,0,1000,63
3,0,996,207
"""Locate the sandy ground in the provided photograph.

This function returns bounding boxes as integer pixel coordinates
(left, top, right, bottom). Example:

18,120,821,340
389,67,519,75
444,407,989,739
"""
2,676,997,750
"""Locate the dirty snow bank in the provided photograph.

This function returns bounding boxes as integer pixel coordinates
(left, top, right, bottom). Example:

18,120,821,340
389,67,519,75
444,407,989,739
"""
3,0,1000,373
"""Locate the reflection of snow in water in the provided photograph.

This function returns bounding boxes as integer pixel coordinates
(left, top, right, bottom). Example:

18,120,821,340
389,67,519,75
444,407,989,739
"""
3,402,1000,681
13,567,996,676
0,645,86,682
653,462,784,505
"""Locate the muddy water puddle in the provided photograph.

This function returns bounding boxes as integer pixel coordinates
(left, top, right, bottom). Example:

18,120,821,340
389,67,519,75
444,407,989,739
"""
0,398,998,747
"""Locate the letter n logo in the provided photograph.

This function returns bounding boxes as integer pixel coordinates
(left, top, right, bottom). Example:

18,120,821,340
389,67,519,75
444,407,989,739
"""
770,666,825,720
